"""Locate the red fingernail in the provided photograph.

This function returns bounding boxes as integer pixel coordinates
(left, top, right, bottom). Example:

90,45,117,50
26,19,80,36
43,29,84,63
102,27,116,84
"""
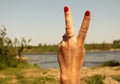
85,10,90,16
64,6,69,12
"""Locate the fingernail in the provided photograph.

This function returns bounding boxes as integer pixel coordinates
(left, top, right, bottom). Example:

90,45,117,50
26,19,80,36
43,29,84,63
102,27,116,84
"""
64,6,69,12
85,10,90,16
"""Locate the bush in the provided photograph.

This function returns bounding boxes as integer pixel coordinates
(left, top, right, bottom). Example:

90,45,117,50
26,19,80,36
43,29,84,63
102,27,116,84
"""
0,26,31,70
0,57,30,70
85,75,105,84
111,75,120,82
101,60,120,67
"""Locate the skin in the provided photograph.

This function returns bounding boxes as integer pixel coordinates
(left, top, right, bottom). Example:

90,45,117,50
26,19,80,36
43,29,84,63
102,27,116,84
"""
57,6,91,84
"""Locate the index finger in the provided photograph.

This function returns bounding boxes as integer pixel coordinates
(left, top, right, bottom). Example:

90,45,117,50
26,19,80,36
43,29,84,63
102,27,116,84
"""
64,6,74,36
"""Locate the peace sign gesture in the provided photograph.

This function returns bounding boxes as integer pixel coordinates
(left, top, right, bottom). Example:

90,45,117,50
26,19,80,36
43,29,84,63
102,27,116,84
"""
58,6,91,84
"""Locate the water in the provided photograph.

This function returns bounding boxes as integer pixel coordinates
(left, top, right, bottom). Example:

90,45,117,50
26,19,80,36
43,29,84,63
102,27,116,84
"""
24,51,120,68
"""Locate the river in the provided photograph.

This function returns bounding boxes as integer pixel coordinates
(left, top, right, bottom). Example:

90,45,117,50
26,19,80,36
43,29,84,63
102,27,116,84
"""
24,51,120,68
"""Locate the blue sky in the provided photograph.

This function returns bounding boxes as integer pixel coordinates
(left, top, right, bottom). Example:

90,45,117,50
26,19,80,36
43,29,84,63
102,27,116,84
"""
0,0,120,45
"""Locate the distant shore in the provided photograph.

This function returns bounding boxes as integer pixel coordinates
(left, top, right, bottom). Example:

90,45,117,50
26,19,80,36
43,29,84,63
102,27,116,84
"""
23,48,120,54
86,48,120,52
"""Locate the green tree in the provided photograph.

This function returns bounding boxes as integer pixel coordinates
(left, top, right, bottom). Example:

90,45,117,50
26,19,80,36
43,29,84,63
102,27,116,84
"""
0,25,15,58
13,37,31,57
113,39,120,49
0,25,31,58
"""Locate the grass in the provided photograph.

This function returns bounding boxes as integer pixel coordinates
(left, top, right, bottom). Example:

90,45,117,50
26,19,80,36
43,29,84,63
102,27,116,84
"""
111,75,120,82
0,63,59,84
115,67,120,70
0,77,12,84
0,57,31,70
1,66,120,84
0,58,120,84
17,76,59,84
0,69,59,84
81,74,105,84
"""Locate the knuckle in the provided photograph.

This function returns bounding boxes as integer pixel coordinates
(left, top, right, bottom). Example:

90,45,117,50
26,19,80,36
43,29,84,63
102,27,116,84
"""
81,26,88,33
58,41,66,49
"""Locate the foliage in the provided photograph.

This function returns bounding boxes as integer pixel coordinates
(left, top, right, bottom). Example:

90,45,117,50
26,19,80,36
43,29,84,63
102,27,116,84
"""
23,39,120,53
14,37,31,57
84,43,112,51
0,75,59,84
23,45,57,53
0,26,15,69
112,39,120,49
18,77,59,84
114,67,120,70
83,74,105,84
0,57,30,70
0,26,15,57
0,26,31,70
0,66,59,84
0,25,31,57
111,75,120,82
85,39,120,51
101,60,120,67
0,77,12,84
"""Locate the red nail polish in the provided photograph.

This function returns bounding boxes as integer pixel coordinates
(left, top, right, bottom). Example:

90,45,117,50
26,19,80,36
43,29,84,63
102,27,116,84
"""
85,10,90,16
64,6,69,12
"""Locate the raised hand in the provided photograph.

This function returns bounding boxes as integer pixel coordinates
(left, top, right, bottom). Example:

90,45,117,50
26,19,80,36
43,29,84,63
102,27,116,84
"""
58,6,91,84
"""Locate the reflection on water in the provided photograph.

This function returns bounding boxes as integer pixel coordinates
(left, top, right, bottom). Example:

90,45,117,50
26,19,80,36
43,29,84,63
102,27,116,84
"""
25,51,120,68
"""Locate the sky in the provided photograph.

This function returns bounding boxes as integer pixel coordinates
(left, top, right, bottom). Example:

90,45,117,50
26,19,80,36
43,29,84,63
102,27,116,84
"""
0,0,120,45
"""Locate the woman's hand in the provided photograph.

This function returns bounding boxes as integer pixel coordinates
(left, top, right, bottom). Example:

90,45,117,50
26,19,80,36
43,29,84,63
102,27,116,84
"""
57,6,91,84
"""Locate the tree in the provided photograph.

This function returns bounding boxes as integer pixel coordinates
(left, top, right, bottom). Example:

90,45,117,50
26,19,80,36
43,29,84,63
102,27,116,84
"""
113,40,120,45
113,39,120,49
0,25,31,58
0,26,16,60
13,37,31,57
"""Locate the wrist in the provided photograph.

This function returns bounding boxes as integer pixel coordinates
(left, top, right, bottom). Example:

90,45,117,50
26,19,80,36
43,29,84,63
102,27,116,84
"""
60,70,80,84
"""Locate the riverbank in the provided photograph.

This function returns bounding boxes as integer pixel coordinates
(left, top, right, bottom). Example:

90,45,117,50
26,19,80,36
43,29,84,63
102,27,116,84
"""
86,49,120,52
23,44,120,54
23,48,120,54
81,66,120,84
0,66,120,84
